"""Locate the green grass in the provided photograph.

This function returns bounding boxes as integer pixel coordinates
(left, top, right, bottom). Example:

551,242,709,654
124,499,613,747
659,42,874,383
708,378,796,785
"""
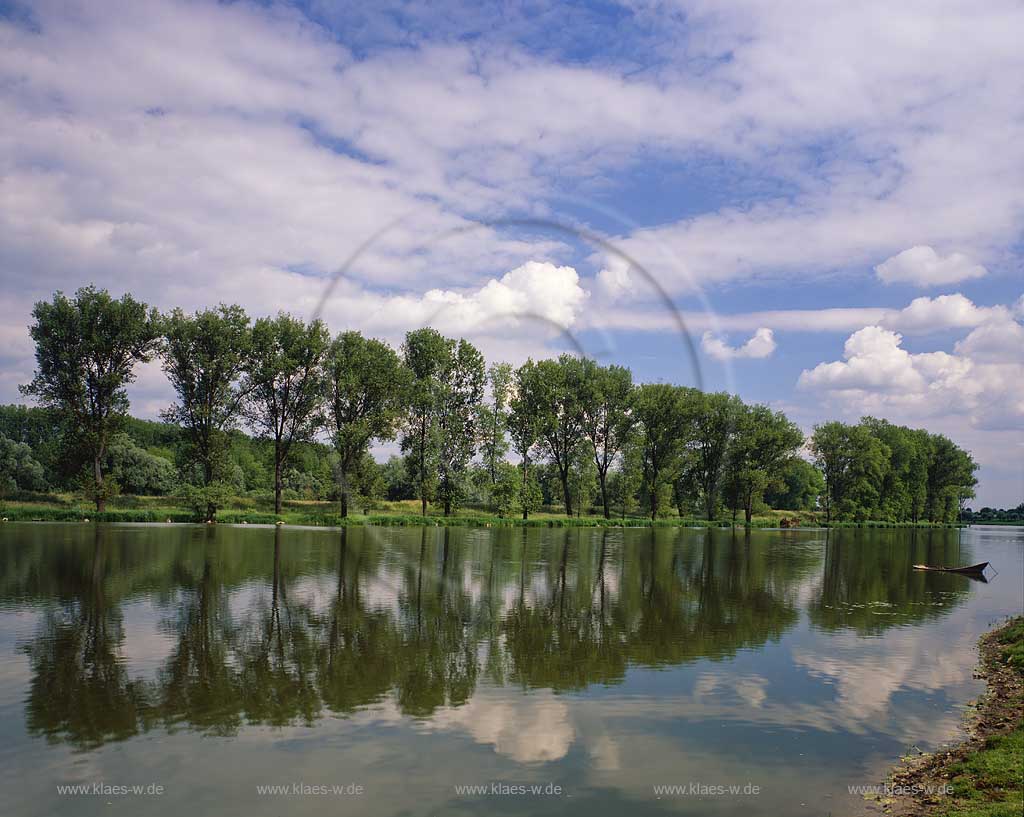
939,726,1024,817
994,617,1024,671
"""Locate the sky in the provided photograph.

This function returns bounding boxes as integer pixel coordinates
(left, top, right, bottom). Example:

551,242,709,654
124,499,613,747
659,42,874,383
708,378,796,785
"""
0,0,1021,506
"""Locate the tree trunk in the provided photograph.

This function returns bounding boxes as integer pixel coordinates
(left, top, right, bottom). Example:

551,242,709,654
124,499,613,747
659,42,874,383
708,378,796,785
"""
443,498,451,517
560,468,573,517
340,485,349,518
203,457,216,521
521,459,529,520
599,472,610,519
650,487,658,521
93,454,105,513
274,445,283,515
744,496,753,525
421,495,427,516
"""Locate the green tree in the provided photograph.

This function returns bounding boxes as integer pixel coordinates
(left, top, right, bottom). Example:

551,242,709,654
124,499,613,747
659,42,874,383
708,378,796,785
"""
809,421,889,522
20,287,160,511
436,339,486,516
567,442,599,517
763,457,824,511
400,328,451,516
631,384,692,519
241,314,329,515
478,362,513,485
579,360,634,518
530,355,587,516
608,438,642,518
0,433,46,495
508,362,542,520
105,434,177,495
726,404,803,524
161,304,251,517
688,391,741,520
924,433,978,523
325,331,405,517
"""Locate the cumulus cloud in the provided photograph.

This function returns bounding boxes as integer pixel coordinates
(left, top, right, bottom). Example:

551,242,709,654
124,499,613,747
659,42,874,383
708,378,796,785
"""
701,328,776,360
595,258,635,300
798,318,1024,431
875,246,987,287
374,261,588,334
881,294,1004,334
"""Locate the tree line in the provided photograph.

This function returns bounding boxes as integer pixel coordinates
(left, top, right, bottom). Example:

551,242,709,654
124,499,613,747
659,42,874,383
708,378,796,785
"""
4,286,979,523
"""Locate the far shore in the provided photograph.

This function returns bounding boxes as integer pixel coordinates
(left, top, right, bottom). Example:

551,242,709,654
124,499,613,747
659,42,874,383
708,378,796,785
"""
0,496,971,530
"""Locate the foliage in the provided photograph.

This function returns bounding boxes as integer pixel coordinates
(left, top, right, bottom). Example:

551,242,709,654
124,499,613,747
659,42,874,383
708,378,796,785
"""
478,362,513,485
400,328,449,515
0,433,46,495
161,304,251,515
20,286,160,510
578,360,633,518
763,457,824,511
630,384,692,519
325,331,404,516
241,313,329,514
105,434,177,495
435,338,485,515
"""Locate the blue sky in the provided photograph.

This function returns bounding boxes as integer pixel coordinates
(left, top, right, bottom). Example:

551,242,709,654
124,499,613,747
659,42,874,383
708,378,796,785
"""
0,0,1021,505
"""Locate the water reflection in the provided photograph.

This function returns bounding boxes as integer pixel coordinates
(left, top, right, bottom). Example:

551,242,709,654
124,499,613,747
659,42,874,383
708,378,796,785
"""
7,523,978,752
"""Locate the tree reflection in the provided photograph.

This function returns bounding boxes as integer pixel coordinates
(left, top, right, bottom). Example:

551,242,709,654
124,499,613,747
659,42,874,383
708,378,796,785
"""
22,526,152,749
809,528,973,633
12,524,972,749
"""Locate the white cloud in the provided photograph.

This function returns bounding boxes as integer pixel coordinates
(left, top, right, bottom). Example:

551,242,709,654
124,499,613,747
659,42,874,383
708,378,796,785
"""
881,293,1004,334
596,257,635,300
875,246,987,287
954,318,1024,363
798,319,1024,432
701,327,776,360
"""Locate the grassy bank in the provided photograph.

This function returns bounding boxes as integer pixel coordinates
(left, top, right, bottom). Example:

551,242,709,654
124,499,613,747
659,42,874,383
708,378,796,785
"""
878,617,1024,817
0,494,964,529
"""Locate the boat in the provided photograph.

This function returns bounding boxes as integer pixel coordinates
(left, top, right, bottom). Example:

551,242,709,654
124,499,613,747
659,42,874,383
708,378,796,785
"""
912,561,989,575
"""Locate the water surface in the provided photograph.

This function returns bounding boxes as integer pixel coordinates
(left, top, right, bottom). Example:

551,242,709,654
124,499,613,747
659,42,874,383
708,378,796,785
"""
0,522,1021,816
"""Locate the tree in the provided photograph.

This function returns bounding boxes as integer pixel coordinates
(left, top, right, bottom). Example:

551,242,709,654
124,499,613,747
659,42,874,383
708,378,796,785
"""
241,314,329,515
508,362,542,520
478,363,513,485
105,434,177,495
0,433,46,495
763,458,824,511
809,421,889,523
530,355,587,516
567,441,599,517
688,391,741,520
924,433,978,523
400,329,451,516
325,331,404,517
436,339,486,516
579,360,633,518
631,384,692,519
608,438,642,518
726,405,803,524
161,304,251,518
20,287,160,511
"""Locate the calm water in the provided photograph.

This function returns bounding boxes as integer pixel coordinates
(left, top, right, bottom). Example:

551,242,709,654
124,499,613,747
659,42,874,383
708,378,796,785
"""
0,523,1021,817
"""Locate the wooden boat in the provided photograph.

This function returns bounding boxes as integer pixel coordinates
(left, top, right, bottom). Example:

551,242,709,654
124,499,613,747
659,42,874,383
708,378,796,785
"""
912,561,989,575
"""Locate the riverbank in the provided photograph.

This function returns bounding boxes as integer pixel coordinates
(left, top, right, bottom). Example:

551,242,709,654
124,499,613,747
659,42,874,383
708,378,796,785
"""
0,498,965,529
865,616,1024,817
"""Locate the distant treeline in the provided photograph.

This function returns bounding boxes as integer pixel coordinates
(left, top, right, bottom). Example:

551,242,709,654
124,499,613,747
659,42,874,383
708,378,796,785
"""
961,504,1024,525
1,286,980,523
